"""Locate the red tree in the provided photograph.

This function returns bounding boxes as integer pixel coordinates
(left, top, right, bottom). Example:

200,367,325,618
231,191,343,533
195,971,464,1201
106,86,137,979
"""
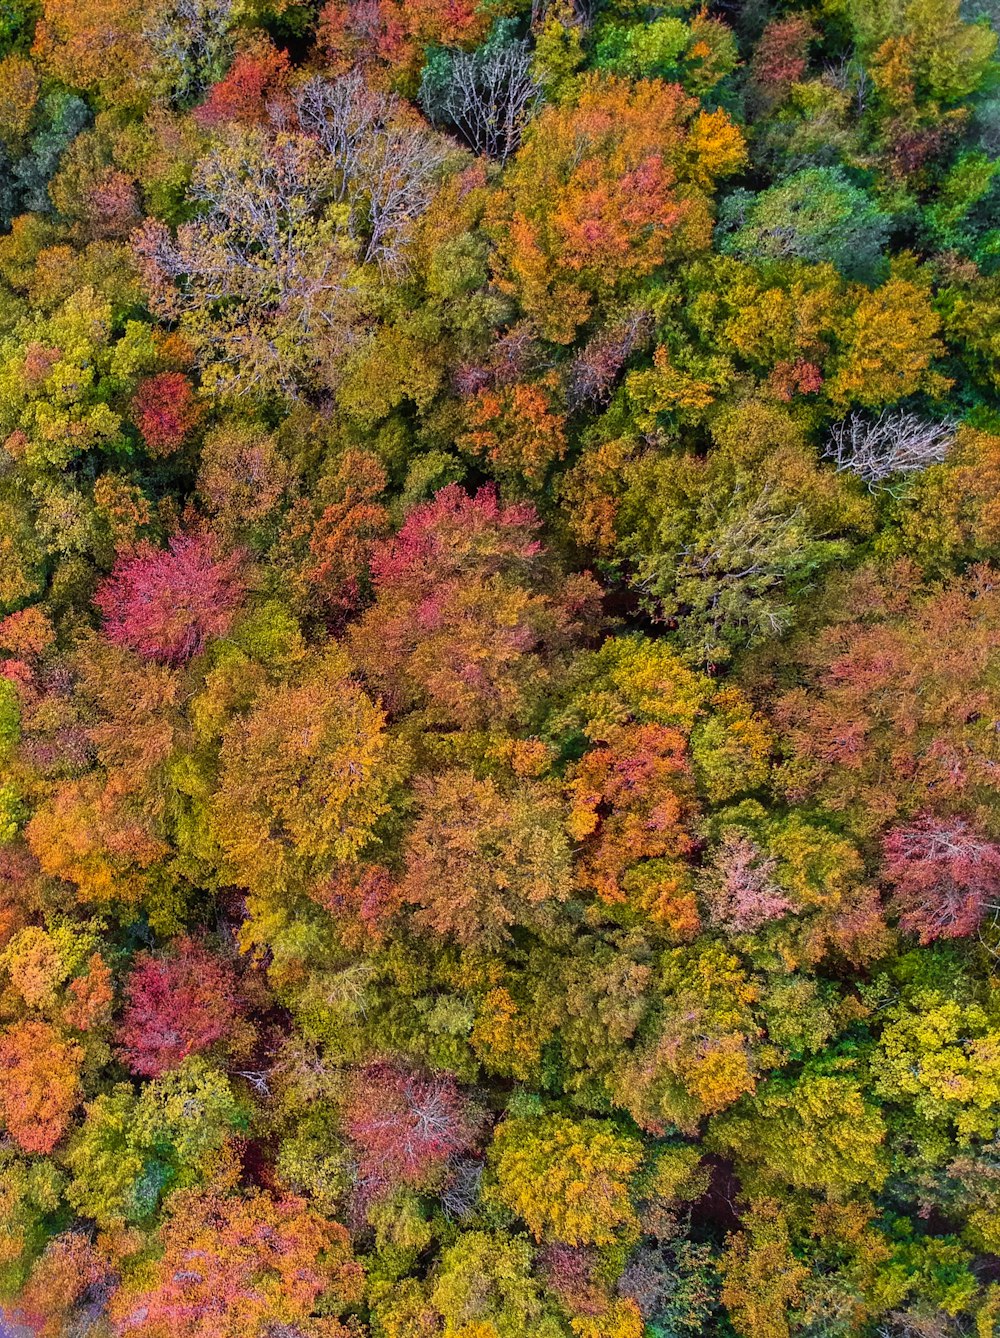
882,815,1000,943
84,167,141,239
341,1062,478,1202
116,937,245,1077
749,16,815,108
194,42,291,127
349,484,599,727
131,372,202,457
93,532,246,666
310,862,403,950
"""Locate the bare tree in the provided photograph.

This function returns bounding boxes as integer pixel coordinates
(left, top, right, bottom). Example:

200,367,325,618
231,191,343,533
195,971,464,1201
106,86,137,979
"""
420,38,543,162
822,409,957,489
133,77,456,391
133,126,359,396
295,73,452,270
354,121,451,269
567,308,653,411
294,72,393,202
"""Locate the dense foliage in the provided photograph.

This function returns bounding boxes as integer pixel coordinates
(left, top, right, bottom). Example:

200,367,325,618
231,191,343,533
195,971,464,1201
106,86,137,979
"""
3,0,1000,1335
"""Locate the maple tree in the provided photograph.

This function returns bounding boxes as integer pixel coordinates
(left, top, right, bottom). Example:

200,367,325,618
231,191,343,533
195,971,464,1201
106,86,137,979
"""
349,484,600,728
0,1019,82,1154
131,371,202,457
341,1061,478,1203
94,532,246,666
116,936,248,1076
108,1184,364,1337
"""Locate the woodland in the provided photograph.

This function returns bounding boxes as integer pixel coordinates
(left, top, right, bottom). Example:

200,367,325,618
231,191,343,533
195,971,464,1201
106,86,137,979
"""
2,0,1000,1334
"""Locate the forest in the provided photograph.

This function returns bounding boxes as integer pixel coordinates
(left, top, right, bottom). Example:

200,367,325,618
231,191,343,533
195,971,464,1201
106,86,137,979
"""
2,0,1000,1334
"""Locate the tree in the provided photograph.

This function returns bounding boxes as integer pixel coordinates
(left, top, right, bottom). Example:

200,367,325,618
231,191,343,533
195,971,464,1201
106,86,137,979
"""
459,375,568,487
567,723,700,938
873,990,1000,1145
827,274,950,409
31,0,150,108
341,1061,478,1203
136,83,453,392
699,831,791,934
275,448,388,622
144,0,239,106
209,650,403,899
196,420,293,542
116,937,249,1077
349,484,599,728
772,563,1000,834
718,168,889,282
486,1113,643,1246
486,75,746,341
0,500,45,614
719,1200,808,1338
131,371,202,457
428,1230,561,1338
849,0,997,106
133,125,357,398
617,1239,717,1337
317,0,490,92
696,805,888,969
881,815,1000,943
709,1069,888,1200
108,1185,364,1337
0,1150,68,1304
66,1057,244,1225
12,1231,110,1338
293,72,453,269
420,27,542,162
566,309,653,412
612,401,869,663
748,16,816,111
93,532,246,666
193,38,289,127
0,1020,82,1154
608,942,763,1134
402,768,573,948
823,410,956,489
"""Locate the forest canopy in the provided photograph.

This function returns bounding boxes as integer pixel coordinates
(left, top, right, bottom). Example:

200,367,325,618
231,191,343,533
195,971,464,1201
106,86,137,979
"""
2,0,1000,1335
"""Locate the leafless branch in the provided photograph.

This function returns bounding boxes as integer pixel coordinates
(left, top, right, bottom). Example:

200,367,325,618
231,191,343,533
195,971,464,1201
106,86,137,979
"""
822,409,957,489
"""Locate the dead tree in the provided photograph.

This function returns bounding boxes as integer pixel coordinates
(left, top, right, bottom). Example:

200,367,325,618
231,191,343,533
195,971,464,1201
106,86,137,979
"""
822,409,957,489
420,38,543,163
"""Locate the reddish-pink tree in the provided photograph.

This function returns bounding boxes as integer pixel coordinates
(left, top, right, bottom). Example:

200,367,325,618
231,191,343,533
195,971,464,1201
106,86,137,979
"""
93,533,246,666
349,484,599,727
701,831,792,934
84,167,141,239
749,16,815,106
310,863,403,950
882,815,1000,943
341,1062,478,1203
131,373,202,457
539,1244,608,1317
116,937,244,1077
